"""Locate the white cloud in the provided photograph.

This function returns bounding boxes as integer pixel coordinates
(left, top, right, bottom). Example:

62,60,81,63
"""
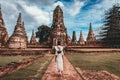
66,0,84,16
68,0,118,37
25,6,50,25
53,1,64,7
63,0,120,39
16,1,51,25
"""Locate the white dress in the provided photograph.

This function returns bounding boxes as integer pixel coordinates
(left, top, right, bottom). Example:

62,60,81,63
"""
55,46,64,71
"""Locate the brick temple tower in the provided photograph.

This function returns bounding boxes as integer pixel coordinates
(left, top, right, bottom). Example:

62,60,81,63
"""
51,5,68,46
86,23,96,44
30,29,37,44
0,5,9,47
78,31,85,45
8,13,28,49
72,31,77,44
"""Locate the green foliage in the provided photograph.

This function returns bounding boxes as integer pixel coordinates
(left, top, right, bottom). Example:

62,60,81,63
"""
36,25,52,43
66,53,120,76
100,4,120,47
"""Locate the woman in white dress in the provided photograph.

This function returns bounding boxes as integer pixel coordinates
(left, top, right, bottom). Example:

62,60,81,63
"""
55,42,64,76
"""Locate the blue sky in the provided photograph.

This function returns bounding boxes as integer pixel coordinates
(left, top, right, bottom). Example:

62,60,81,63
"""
0,0,120,41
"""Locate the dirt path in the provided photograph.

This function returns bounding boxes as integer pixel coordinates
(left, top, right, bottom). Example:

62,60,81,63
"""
41,56,82,80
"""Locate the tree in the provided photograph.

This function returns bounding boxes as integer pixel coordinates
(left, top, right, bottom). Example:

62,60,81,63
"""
36,25,52,43
99,4,120,47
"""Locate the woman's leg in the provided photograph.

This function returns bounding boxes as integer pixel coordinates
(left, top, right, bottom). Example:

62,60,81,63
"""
61,70,63,75
58,70,61,75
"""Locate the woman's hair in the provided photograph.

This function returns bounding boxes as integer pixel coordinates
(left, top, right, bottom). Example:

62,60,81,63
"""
57,41,61,45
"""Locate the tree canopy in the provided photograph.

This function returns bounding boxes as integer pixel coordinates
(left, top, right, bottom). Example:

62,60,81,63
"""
99,4,120,47
36,25,52,43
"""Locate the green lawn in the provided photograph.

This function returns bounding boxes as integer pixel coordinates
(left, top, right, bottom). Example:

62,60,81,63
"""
1,56,53,80
66,53,120,77
0,55,32,66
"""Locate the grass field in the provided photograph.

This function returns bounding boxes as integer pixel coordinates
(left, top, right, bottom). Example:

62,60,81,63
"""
0,55,32,66
66,53,120,77
1,56,53,80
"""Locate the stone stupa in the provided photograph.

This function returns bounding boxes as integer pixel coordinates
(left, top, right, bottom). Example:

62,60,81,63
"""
0,5,9,46
86,23,96,44
78,31,85,45
8,13,28,49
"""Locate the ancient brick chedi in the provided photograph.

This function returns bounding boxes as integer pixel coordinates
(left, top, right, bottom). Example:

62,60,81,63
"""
86,23,96,44
71,31,77,44
0,6,9,46
51,5,68,46
78,31,85,45
30,29,37,44
8,13,28,49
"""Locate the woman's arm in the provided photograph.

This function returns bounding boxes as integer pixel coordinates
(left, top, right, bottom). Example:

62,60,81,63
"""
55,55,57,62
62,55,64,64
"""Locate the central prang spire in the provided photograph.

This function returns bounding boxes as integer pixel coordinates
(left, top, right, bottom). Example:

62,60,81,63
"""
52,5,65,29
51,5,68,46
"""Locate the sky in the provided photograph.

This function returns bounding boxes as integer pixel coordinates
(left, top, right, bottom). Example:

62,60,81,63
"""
0,0,120,41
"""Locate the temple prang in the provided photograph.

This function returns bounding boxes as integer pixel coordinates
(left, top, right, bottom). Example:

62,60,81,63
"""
86,23,96,44
51,5,68,47
0,5,9,47
30,29,37,44
71,31,77,44
8,13,28,49
78,31,85,45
